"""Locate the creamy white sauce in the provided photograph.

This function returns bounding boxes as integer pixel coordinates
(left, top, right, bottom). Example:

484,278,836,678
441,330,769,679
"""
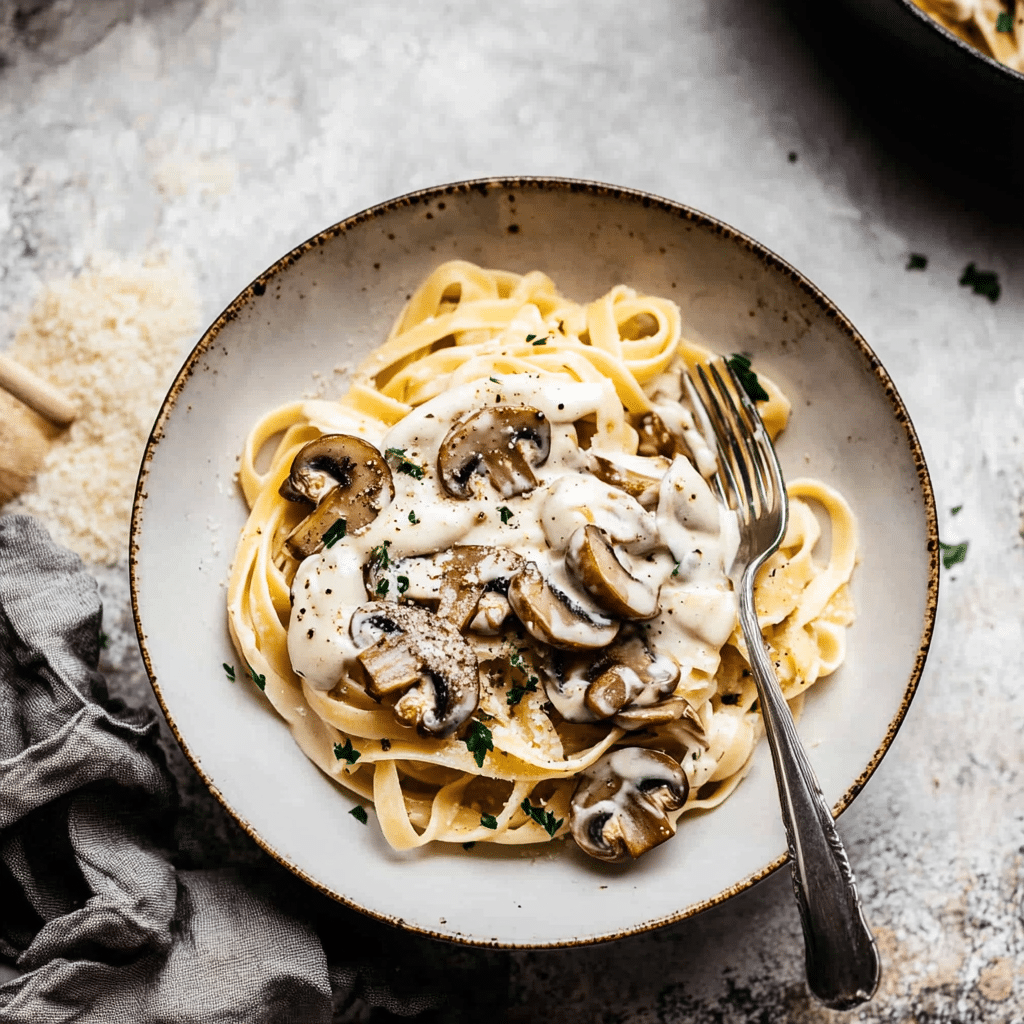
287,376,739,724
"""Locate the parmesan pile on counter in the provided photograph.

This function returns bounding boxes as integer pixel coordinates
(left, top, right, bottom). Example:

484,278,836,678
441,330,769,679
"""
3,255,199,565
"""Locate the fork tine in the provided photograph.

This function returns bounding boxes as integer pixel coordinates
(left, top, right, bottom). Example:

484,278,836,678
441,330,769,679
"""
686,368,744,514
698,364,758,517
720,360,788,524
708,362,771,515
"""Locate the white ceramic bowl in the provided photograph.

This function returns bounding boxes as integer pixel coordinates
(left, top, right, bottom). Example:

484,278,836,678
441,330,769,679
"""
131,178,938,948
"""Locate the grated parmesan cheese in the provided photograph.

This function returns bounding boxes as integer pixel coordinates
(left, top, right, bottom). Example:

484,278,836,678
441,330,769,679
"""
3,254,199,565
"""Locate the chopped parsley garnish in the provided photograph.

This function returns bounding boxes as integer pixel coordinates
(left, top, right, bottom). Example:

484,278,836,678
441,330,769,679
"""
520,798,563,838
532,337,547,346
498,506,514,524
959,263,1000,302
672,561,680,577
223,662,236,681
906,253,928,271
691,749,702,760
507,675,539,707
369,540,392,571
248,664,266,691
525,334,537,342
997,10,1013,30
333,738,361,764
480,813,498,829
951,505,962,515
939,540,968,569
385,447,426,479
397,575,410,594
726,353,770,403
464,720,493,768
506,647,539,706
322,517,347,548
408,510,420,524
375,578,389,596
99,631,109,649
349,805,368,824
489,377,501,384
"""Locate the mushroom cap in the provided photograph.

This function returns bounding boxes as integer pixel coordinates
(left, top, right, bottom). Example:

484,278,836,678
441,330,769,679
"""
368,545,525,631
565,524,660,620
507,562,620,650
437,406,551,500
588,453,669,510
280,434,394,559
349,602,480,737
542,625,680,723
569,747,689,862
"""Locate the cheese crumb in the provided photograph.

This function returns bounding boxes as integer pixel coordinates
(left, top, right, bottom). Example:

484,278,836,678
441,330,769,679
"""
3,253,199,564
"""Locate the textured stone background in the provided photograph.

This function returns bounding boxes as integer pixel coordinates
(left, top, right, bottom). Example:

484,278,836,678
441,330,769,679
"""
2,0,1023,1020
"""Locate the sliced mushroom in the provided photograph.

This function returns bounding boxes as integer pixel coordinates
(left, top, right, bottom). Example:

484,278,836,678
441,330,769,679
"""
437,406,551,499
570,747,689,862
349,602,479,737
279,435,394,559
565,524,660,620
507,562,619,650
635,410,683,459
368,546,526,631
587,453,669,509
542,625,679,724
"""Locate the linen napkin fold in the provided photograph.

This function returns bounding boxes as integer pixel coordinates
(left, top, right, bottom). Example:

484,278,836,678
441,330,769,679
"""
0,515,503,1023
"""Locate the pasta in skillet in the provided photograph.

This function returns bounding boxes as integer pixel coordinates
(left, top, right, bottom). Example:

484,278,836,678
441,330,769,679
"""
226,260,857,861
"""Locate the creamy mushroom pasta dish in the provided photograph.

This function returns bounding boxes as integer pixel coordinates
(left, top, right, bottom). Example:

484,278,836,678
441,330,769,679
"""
227,261,857,862
911,0,1023,70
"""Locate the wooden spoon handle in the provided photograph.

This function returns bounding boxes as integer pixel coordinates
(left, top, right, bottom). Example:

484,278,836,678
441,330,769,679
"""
0,354,77,427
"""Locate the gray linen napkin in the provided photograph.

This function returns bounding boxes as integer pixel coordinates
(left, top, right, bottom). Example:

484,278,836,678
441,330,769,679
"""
0,515,505,1023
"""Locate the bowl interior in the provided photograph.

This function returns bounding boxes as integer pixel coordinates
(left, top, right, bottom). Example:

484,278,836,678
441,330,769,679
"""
131,179,936,947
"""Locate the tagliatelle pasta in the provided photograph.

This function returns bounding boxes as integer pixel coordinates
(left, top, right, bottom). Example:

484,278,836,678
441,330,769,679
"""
910,0,1024,70
226,260,857,861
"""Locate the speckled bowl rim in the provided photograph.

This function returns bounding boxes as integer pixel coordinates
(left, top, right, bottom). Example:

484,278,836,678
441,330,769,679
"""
130,175,939,949
897,0,1024,86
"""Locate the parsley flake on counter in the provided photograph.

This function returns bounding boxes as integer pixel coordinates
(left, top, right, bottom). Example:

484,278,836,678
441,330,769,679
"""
99,631,109,649
408,510,420,524
248,664,266,691
726,353,770,402
906,253,928,271
480,813,498,829
959,263,1000,302
397,575,410,594
333,738,361,764
349,805,368,825
951,505,962,516
376,578,389,596
520,798,563,838
386,447,426,479
939,540,968,569
464,720,493,768
223,662,236,682
498,506,514,524
997,10,1013,30
322,517,347,548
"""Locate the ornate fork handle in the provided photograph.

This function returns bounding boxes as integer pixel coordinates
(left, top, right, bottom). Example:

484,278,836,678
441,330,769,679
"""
737,576,880,1010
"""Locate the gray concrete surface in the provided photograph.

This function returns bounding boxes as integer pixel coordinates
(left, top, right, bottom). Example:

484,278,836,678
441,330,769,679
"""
2,0,1023,1020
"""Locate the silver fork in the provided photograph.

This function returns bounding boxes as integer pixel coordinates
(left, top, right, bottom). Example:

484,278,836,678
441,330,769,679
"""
685,359,880,1010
